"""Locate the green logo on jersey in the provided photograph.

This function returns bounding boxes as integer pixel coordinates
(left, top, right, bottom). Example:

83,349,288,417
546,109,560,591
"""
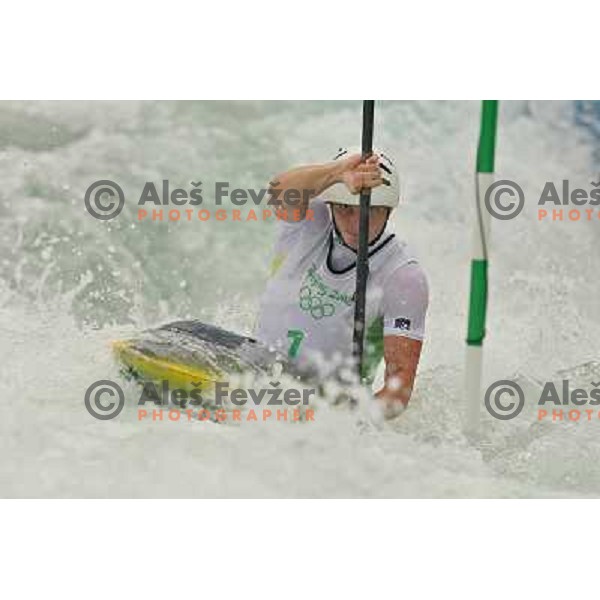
298,265,354,320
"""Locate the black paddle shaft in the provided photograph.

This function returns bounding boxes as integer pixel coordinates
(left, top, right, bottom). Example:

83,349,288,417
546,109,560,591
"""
352,100,375,379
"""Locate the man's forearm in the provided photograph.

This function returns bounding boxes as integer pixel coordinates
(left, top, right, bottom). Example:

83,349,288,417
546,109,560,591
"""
268,161,344,217
376,337,423,418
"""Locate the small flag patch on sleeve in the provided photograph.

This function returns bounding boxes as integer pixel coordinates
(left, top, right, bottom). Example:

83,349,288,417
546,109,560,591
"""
394,317,411,331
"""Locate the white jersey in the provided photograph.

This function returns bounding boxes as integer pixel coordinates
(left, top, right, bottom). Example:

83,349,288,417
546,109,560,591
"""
255,198,428,381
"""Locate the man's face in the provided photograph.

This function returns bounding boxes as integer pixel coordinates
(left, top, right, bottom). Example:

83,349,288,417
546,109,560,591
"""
330,204,390,250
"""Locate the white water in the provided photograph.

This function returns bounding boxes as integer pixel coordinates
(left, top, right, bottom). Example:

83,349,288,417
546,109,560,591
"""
1,100,599,497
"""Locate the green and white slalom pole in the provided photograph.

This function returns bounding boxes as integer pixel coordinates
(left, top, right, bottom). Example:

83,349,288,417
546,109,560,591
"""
465,100,498,434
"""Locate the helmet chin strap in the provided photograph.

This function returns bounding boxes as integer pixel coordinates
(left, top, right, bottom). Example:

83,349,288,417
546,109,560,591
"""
331,215,353,250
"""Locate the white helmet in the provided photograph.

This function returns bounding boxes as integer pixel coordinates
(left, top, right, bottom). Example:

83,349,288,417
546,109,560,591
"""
321,147,401,209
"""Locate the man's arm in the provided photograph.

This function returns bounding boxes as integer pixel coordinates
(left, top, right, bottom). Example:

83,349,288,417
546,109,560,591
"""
376,263,429,418
268,154,382,220
375,336,423,418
